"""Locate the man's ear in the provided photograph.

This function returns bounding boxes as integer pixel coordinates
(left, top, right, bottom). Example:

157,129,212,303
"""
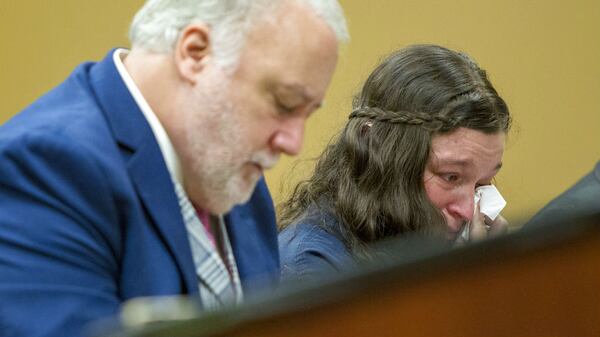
174,23,212,84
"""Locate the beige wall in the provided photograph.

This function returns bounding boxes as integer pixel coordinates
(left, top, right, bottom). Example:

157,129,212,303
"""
1,1,599,225
0,0,144,119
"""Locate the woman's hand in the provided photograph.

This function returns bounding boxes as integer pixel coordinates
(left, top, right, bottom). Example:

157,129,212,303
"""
470,203,509,241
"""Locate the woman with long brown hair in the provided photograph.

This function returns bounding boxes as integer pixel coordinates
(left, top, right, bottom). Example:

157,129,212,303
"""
278,44,512,280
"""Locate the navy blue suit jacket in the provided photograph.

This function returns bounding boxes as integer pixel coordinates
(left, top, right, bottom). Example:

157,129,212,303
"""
0,51,279,337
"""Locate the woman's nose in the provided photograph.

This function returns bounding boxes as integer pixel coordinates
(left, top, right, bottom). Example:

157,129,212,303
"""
446,191,475,222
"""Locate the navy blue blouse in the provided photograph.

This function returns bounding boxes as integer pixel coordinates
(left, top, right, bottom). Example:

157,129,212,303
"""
278,208,355,281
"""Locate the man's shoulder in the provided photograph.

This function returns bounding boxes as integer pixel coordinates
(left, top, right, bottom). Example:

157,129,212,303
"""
525,161,600,228
0,61,124,170
593,161,600,180
3,63,106,141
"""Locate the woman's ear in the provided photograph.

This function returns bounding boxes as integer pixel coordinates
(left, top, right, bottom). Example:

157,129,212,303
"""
174,23,212,84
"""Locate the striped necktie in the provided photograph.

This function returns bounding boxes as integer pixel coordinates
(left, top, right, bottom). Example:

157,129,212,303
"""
173,182,243,309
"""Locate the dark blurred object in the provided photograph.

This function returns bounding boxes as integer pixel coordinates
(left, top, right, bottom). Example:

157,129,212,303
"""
526,161,600,228
94,214,600,337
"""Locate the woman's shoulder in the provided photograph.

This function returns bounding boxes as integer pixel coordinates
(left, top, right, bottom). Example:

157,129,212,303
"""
278,209,354,281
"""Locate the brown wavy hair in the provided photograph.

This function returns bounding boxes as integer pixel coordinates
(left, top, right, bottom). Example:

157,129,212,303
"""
278,44,511,254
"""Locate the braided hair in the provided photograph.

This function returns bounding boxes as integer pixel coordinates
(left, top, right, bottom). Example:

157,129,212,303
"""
278,44,511,256
349,107,458,131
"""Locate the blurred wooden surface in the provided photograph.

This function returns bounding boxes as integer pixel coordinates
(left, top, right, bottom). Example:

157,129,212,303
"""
214,227,600,337
106,218,600,337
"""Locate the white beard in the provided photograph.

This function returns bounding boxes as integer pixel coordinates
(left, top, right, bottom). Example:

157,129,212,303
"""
182,69,260,214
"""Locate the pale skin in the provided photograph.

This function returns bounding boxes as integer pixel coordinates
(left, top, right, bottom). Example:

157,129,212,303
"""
423,127,509,243
124,1,339,214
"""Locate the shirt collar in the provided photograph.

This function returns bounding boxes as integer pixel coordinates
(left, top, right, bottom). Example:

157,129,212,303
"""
112,48,183,186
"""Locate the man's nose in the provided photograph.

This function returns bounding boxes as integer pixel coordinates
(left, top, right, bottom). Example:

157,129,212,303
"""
270,117,305,156
447,192,475,222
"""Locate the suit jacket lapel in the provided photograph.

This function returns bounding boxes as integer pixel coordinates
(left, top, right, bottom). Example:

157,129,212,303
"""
87,50,198,294
226,178,279,292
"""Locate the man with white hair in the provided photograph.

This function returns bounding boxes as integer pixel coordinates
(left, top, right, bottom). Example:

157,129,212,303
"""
0,1,348,336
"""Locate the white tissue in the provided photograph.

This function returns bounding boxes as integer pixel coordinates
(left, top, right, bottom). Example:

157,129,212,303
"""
460,185,506,241
476,185,507,221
